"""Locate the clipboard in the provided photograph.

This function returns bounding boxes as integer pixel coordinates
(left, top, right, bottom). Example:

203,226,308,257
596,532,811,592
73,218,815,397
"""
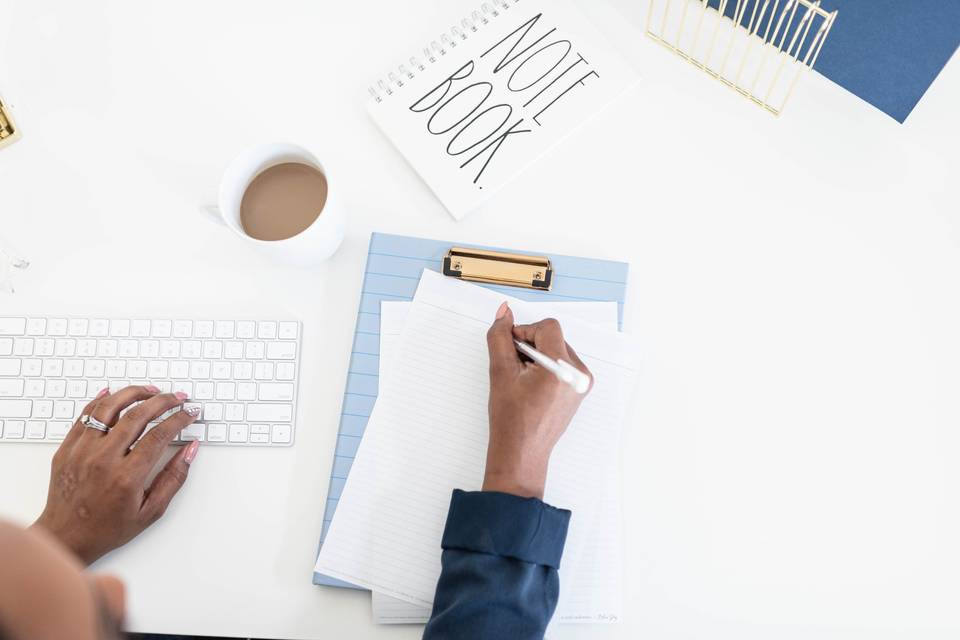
313,232,629,588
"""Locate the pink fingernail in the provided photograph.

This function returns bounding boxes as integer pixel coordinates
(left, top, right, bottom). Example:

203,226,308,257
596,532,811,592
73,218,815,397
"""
495,302,508,320
174,391,189,401
184,405,201,418
144,384,160,393
184,440,200,465
95,388,109,399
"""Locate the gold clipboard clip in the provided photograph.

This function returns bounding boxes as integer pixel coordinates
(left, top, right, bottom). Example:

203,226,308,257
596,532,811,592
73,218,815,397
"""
0,97,21,150
442,247,553,291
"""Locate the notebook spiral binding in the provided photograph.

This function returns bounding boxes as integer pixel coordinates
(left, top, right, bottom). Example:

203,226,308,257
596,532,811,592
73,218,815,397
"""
368,0,521,103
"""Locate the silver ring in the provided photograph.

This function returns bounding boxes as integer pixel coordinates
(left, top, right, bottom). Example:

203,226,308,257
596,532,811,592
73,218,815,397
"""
81,414,111,432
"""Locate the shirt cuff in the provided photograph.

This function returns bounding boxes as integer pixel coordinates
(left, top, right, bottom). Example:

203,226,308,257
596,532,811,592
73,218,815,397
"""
440,489,571,569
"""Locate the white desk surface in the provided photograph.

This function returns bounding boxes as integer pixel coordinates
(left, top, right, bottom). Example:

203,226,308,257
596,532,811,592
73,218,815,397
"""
1,1,958,638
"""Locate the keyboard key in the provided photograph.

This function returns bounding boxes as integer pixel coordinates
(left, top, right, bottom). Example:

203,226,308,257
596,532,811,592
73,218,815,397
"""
233,362,253,380
0,380,25,397
26,421,45,439
266,342,296,360
148,361,168,378
0,318,26,335
48,319,68,336
76,339,96,357
250,433,269,444
215,382,235,400
181,340,202,359
211,362,231,379
203,341,223,359
224,341,244,359
48,421,71,440
258,383,295,401
34,339,54,357
228,423,248,442
195,321,214,338
84,360,105,378
207,423,227,442
26,318,47,335
24,380,45,397
67,380,87,398
0,338,12,356
55,339,76,357
42,359,63,377
275,363,295,380
203,403,224,421
118,340,138,357
173,320,193,338
111,319,131,337
13,338,34,356
54,400,75,420
190,361,211,379
271,423,291,443
193,382,214,400
160,340,180,358
46,380,66,398
32,400,54,419
0,359,20,376
4,420,25,438
215,321,234,338
128,360,147,377
131,320,150,337
90,319,110,337
180,423,204,441
224,404,244,421
97,340,118,358
245,341,265,359
171,381,193,397
246,403,292,422
64,360,84,377
257,321,277,339
170,361,189,379
237,382,257,401
21,359,41,377
254,362,274,380
151,320,172,338
105,361,126,378
68,319,89,336
250,424,269,435
278,322,298,339
140,340,160,358
236,321,256,339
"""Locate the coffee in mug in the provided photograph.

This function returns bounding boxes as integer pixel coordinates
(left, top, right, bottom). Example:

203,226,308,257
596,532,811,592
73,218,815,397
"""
216,143,344,266
240,163,329,241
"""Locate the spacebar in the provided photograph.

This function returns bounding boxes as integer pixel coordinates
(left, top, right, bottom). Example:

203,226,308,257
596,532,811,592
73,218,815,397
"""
245,404,293,422
0,400,32,418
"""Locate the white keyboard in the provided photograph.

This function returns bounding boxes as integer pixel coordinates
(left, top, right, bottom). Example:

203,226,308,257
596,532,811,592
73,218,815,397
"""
0,317,301,447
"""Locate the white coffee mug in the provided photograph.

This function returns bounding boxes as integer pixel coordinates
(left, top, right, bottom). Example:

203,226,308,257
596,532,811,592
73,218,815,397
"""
214,142,344,266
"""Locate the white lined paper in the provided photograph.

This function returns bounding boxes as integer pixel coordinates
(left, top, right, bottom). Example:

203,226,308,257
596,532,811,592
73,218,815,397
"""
316,271,639,620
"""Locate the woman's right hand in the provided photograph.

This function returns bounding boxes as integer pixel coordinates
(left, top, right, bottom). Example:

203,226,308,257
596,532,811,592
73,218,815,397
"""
32,385,201,565
484,303,592,499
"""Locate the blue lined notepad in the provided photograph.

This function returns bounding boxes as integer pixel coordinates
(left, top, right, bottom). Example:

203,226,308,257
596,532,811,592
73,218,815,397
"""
313,232,629,587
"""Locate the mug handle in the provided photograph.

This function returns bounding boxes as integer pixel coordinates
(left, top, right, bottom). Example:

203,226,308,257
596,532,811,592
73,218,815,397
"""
199,205,226,226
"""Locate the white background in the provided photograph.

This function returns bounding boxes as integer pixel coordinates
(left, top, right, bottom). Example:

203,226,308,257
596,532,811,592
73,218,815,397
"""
1,0,958,638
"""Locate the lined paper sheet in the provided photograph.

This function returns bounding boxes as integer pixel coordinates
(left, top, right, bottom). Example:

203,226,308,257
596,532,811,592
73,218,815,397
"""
372,299,620,624
316,271,639,620
314,233,629,589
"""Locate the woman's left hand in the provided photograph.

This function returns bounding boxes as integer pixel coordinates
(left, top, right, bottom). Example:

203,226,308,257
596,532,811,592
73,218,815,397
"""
32,385,201,565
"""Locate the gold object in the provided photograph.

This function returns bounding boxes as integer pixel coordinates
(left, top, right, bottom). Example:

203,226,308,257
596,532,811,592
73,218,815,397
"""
646,0,837,116
0,97,21,149
442,247,553,290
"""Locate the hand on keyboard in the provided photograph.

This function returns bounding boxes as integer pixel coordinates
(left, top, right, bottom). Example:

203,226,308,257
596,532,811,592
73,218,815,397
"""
32,385,201,565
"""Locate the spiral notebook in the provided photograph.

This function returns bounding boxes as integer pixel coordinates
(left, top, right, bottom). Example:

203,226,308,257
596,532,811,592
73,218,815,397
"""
366,0,638,219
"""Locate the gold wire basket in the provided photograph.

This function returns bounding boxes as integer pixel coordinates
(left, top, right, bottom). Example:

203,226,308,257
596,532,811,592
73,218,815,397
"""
647,0,837,115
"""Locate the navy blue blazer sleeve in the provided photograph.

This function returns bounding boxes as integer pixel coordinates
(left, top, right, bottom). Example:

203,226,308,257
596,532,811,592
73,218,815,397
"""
422,489,571,640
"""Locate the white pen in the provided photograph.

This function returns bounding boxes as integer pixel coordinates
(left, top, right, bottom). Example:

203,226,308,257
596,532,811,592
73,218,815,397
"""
513,339,591,394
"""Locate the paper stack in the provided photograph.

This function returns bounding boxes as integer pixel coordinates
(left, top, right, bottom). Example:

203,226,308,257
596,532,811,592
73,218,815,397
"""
314,270,641,625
